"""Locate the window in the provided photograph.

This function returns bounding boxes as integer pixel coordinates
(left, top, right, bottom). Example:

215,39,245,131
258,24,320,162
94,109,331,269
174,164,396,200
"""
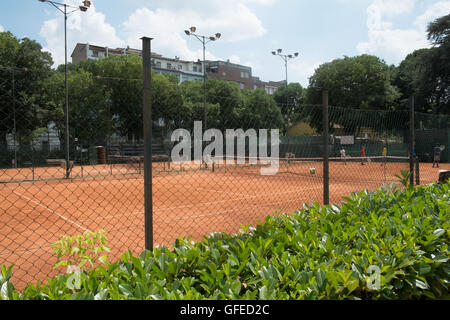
178,65,182,70
193,66,197,72
156,61,161,67
240,71,249,79
240,83,245,90
167,63,172,69
92,50,99,57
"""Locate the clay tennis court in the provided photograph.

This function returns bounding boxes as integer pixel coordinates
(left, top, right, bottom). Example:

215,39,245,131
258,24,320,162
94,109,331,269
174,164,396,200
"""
0,158,447,289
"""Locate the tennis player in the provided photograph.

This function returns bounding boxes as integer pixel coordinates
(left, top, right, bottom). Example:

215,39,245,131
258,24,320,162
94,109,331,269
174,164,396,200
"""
340,146,347,165
361,146,366,166
433,144,441,168
381,146,387,167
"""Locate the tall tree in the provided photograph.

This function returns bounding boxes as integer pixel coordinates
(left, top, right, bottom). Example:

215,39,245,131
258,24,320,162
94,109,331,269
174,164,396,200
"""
242,89,285,131
424,14,450,114
306,54,400,110
0,32,53,147
272,82,304,126
43,69,113,147
394,14,450,115
394,49,432,112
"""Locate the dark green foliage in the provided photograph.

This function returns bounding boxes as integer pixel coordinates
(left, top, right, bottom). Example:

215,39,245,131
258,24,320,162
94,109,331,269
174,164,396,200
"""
0,32,53,147
306,54,400,110
1,182,448,300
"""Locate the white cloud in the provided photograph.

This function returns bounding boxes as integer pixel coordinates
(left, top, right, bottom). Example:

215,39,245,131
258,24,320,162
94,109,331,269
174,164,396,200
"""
228,55,242,64
121,1,266,62
39,0,270,67
290,60,322,87
356,0,445,64
40,3,125,67
415,1,450,33
0,25,4,32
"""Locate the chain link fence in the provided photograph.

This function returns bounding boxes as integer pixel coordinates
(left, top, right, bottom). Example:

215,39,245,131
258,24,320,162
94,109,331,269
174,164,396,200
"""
0,65,449,289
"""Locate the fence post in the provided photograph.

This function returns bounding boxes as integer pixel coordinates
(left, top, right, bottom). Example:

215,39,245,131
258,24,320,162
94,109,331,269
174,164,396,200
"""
12,69,17,169
142,37,153,251
323,89,329,205
409,95,415,186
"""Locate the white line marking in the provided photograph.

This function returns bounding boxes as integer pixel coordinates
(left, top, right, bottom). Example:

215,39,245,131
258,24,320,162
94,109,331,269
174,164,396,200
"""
11,189,89,232
197,187,255,197
156,186,321,211
155,198,309,221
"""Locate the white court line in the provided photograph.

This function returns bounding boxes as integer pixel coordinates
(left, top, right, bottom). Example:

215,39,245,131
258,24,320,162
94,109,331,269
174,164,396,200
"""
10,189,89,232
90,186,321,222
197,187,255,197
156,186,322,212
155,197,309,221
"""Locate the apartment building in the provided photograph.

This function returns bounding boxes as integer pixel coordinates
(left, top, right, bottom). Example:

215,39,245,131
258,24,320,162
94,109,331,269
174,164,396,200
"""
206,60,284,94
206,60,253,90
71,43,284,93
252,77,286,95
71,43,204,83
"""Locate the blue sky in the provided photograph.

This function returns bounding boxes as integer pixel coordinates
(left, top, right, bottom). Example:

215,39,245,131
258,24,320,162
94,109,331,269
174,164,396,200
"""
1,0,449,86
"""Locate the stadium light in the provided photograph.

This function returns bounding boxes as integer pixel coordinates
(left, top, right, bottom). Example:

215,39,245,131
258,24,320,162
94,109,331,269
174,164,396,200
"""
271,48,300,85
184,26,222,133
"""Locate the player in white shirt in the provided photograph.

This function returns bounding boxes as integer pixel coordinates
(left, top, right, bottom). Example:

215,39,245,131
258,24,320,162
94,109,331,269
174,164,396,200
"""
340,146,347,165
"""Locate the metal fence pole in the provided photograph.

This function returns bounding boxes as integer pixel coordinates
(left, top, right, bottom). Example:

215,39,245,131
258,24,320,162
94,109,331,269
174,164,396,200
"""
12,69,17,168
142,36,153,251
323,89,329,205
409,95,415,186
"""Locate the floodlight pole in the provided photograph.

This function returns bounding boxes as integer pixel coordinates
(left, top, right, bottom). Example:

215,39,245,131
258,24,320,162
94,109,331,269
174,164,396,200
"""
64,3,69,178
202,36,207,131
38,0,90,178
185,28,221,133
272,50,299,154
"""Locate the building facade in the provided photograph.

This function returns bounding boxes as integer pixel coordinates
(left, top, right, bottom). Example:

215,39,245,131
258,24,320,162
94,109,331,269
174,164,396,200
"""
206,60,253,90
206,60,284,94
71,43,284,92
71,43,204,84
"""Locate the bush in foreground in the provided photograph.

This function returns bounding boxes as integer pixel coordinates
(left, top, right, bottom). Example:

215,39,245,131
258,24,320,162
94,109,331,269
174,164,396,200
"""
1,181,449,300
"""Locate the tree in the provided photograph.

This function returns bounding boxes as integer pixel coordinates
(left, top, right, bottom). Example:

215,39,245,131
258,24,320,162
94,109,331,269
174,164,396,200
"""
181,79,246,131
0,32,53,147
73,54,185,142
394,14,450,115
424,14,450,114
394,49,432,112
242,89,285,131
306,54,400,110
272,82,304,126
427,14,450,46
43,69,113,148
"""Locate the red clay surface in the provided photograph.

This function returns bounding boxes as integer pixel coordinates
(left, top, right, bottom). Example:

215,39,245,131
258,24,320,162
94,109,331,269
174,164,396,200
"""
0,160,448,290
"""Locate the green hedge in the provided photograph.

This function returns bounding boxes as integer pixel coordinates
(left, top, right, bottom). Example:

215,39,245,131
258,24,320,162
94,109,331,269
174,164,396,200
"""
1,181,449,300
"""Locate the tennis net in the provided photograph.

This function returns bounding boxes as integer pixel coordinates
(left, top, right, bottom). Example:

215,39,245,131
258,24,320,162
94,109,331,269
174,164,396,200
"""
211,155,410,180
